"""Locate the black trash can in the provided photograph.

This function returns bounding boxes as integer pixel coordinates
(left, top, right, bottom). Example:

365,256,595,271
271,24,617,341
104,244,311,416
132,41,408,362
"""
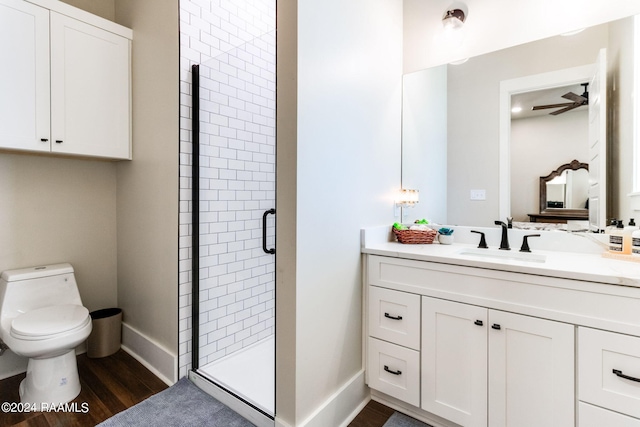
87,308,122,358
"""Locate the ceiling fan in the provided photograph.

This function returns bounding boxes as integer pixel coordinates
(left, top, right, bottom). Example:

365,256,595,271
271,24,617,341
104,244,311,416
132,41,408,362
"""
532,83,589,115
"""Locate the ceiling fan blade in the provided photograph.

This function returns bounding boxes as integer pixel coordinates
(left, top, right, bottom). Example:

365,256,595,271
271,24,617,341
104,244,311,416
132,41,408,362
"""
561,92,586,103
550,103,581,115
532,102,575,111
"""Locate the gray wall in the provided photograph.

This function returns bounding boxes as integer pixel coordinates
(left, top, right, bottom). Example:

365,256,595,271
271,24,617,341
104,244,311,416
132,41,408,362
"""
114,0,180,362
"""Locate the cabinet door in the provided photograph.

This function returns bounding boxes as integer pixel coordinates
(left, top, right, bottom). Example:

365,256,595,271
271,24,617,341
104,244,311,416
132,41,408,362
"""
0,0,50,152
488,311,574,427
50,12,130,159
421,297,488,427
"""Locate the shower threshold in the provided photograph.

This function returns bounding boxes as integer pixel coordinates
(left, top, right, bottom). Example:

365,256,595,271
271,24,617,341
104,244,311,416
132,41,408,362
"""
198,335,274,417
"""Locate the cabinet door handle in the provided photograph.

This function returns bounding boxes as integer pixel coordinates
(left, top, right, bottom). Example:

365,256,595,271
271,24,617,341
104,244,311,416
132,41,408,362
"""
55,140,63,144
613,369,640,383
384,365,402,376
474,320,483,326
491,323,501,330
40,138,49,142
384,313,403,321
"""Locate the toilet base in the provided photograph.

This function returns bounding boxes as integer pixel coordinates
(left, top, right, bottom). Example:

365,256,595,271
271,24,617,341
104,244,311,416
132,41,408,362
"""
19,349,81,409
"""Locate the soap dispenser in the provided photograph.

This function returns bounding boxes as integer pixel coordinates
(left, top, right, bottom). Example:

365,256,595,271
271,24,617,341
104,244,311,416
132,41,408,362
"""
605,219,618,234
633,227,640,257
627,219,640,257
609,221,625,253
622,219,637,254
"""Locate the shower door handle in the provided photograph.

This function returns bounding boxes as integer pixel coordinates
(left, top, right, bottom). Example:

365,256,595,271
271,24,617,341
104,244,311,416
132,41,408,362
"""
262,209,276,254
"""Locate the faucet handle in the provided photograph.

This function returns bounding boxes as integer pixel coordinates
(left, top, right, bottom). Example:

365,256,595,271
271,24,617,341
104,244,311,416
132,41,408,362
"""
507,217,513,229
470,230,488,249
520,234,541,252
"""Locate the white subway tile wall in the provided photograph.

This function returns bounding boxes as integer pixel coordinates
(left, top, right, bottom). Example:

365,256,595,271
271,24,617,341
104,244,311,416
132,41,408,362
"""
178,0,276,379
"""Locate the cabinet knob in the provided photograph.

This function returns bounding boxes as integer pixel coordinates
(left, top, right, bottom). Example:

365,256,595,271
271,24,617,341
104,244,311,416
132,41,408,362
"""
491,324,501,330
384,313,403,321
474,320,484,326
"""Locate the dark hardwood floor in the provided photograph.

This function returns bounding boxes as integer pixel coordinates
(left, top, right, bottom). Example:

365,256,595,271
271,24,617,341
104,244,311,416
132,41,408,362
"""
0,350,395,427
0,350,168,427
348,400,395,427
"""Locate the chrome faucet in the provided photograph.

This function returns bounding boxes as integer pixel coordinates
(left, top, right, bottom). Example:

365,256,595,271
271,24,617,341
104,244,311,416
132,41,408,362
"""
494,220,510,250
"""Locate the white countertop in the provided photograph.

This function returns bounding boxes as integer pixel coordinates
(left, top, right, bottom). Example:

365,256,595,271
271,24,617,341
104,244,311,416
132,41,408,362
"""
362,238,640,288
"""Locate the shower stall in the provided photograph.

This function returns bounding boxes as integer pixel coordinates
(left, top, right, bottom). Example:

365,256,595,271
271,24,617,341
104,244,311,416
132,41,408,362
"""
190,28,276,427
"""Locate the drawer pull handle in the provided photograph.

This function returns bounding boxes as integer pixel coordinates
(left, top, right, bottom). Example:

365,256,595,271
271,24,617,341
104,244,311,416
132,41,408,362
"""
384,313,403,321
491,324,501,330
613,369,640,383
474,320,484,326
384,365,402,376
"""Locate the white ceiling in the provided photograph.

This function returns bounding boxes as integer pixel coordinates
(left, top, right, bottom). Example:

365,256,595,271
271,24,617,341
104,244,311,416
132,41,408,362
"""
511,83,589,119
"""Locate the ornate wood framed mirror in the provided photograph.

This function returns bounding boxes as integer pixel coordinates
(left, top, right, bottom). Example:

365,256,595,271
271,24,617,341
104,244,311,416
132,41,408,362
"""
528,160,589,223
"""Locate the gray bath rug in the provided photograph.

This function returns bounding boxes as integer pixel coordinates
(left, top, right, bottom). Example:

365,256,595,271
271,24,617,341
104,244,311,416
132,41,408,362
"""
97,377,255,427
383,411,433,427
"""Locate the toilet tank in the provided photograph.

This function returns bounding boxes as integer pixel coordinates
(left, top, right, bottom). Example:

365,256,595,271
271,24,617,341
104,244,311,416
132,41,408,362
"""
0,263,83,322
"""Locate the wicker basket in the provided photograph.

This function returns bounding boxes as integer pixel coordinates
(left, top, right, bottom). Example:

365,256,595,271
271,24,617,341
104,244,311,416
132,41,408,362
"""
392,227,437,244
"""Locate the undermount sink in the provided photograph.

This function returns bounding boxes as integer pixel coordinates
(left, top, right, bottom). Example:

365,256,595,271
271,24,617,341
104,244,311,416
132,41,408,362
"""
456,247,547,263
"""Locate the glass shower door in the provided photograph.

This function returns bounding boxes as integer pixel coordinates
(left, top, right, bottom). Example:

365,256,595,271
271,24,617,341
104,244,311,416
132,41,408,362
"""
191,31,276,418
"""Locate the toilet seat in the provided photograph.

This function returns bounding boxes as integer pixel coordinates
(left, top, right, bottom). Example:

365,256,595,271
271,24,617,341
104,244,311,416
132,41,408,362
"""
10,304,90,341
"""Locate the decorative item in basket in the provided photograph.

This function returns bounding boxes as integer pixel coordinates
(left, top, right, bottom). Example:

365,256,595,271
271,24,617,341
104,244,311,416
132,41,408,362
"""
392,220,437,244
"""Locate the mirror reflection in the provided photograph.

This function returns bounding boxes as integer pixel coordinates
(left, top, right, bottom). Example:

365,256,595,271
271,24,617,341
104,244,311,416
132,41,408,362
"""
402,15,636,228
526,160,589,223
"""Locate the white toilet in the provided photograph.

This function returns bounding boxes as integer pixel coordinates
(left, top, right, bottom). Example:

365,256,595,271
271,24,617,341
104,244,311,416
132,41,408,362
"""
0,263,92,406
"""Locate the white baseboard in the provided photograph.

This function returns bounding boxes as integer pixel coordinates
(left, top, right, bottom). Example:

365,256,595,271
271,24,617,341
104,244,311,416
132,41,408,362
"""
299,369,370,427
121,322,177,386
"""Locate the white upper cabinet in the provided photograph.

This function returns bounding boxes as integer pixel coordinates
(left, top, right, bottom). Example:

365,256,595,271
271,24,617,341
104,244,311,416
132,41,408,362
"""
50,12,130,159
0,0,50,152
0,0,132,160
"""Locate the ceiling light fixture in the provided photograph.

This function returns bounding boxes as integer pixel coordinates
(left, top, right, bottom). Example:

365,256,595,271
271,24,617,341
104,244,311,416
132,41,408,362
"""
442,9,466,31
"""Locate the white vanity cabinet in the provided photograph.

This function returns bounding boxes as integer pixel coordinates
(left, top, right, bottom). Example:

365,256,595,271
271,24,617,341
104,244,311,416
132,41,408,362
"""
364,253,640,427
0,0,132,160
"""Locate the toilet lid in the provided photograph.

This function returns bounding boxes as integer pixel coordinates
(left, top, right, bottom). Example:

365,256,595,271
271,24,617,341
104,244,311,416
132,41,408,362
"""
11,304,89,338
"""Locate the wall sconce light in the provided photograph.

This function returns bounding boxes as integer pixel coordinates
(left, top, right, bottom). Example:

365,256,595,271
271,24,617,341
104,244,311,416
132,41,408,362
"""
397,189,419,208
442,9,466,31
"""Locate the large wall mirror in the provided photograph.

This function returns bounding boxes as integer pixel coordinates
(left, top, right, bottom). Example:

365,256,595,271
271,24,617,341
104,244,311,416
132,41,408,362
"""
402,14,637,229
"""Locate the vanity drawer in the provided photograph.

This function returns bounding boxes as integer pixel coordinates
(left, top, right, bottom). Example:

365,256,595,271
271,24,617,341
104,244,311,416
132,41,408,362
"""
367,337,420,407
579,402,640,427
579,327,640,418
369,286,420,350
